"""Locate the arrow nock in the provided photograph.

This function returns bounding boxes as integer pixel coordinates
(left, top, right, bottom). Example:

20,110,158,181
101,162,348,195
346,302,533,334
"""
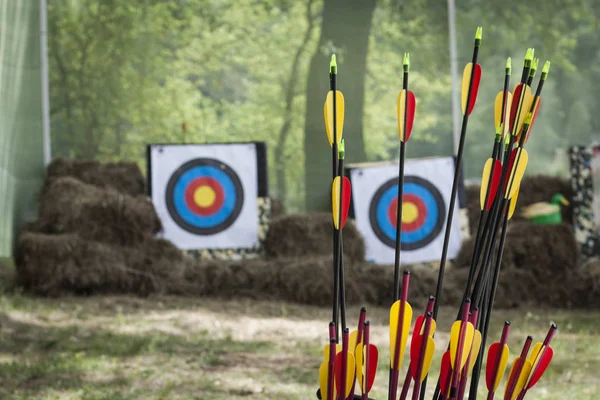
541,61,551,80
495,123,503,142
330,54,337,74
403,53,410,72
338,139,345,160
506,57,512,75
529,58,539,77
524,48,533,66
475,26,483,45
524,111,533,126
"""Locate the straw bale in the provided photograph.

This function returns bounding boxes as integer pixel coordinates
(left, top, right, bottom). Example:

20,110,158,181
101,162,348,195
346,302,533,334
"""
46,157,145,196
265,213,365,262
38,177,161,246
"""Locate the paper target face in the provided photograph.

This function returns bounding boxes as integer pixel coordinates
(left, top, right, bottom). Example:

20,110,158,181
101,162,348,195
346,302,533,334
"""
150,144,259,250
165,158,244,235
350,157,462,265
369,176,445,251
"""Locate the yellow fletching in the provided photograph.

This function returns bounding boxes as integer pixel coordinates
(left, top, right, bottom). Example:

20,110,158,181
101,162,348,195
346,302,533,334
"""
389,301,413,369
319,361,335,400
348,330,360,355
324,91,345,147
323,343,342,362
505,149,528,199
419,336,436,381
336,352,356,398
513,85,534,137
525,343,544,387
419,318,437,337
510,359,533,400
494,91,512,135
480,158,493,210
508,188,519,220
493,344,510,391
467,330,483,373
450,321,475,369
355,343,364,391
461,63,473,115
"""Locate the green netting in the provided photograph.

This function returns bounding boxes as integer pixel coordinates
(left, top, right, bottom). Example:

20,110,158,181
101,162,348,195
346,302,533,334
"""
0,0,45,257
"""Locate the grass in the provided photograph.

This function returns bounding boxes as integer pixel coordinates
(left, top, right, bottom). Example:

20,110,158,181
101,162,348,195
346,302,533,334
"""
0,290,598,399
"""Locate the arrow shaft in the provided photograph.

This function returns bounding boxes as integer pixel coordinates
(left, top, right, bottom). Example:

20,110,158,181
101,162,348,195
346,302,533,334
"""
337,159,347,334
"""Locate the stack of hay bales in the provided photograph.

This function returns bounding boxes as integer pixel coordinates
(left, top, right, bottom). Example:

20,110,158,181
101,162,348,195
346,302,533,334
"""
15,158,196,296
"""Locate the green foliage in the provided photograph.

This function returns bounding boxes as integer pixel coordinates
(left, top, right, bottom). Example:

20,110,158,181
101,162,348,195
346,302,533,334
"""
48,0,600,211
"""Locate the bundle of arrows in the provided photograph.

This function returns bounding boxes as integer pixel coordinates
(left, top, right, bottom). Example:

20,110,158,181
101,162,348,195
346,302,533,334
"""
315,27,558,400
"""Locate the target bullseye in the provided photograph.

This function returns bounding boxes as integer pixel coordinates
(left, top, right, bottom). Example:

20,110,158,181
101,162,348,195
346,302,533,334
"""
166,158,244,235
369,176,445,251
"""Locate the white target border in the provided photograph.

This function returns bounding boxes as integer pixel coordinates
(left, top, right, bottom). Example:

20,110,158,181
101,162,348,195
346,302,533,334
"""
349,156,462,265
149,143,259,250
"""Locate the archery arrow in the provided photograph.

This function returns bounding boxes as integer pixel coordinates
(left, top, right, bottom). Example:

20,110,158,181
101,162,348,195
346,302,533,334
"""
324,54,344,342
393,53,416,303
522,61,550,145
332,175,351,230
504,336,533,400
409,311,436,400
425,28,483,400
486,321,511,400
526,58,538,87
320,323,338,400
389,271,413,400
515,324,557,400
336,329,356,400
349,308,368,399
398,296,436,400
457,309,482,400
356,321,378,399
448,299,475,399
494,58,512,139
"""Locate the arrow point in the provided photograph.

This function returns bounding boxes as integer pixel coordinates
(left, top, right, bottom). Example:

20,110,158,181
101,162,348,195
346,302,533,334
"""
505,320,511,325
403,269,411,276
361,306,367,312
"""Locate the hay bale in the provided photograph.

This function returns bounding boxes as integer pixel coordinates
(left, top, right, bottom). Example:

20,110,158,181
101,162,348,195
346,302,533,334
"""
15,232,195,296
38,177,161,246
46,157,146,197
15,232,134,296
265,213,365,262
270,197,285,218
465,184,481,237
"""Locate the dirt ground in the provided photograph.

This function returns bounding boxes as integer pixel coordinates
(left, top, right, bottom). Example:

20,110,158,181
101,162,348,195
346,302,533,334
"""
0,293,598,400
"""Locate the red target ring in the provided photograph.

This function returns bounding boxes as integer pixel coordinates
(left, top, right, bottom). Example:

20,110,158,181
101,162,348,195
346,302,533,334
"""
184,177,225,216
387,194,428,232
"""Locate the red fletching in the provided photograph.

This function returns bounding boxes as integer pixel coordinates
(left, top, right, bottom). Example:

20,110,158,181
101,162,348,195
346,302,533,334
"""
440,350,452,397
467,64,482,115
525,98,541,144
410,334,425,379
527,347,554,389
411,315,425,348
334,352,345,395
486,343,501,390
404,90,416,141
509,84,523,133
365,344,379,392
486,160,502,211
340,177,351,229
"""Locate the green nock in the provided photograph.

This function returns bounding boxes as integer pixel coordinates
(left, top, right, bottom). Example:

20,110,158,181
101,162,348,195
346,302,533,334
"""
403,53,410,72
541,61,551,80
529,58,539,77
338,139,345,160
524,111,533,125
504,130,511,148
506,57,511,75
495,123,503,142
330,54,337,74
524,48,533,66
475,26,483,45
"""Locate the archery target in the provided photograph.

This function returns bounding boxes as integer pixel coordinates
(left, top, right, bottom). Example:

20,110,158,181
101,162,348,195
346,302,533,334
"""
150,143,258,250
350,157,462,264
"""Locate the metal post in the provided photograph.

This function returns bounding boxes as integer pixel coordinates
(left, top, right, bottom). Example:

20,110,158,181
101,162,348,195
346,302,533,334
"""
447,0,460,154
40,0,51,165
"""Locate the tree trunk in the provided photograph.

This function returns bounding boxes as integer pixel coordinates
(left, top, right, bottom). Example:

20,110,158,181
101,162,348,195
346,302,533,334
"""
275,0,316,206
303,0,376,211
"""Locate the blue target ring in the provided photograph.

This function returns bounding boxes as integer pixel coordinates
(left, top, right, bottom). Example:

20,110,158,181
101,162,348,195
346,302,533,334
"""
369,176,445,250
166,158,244,235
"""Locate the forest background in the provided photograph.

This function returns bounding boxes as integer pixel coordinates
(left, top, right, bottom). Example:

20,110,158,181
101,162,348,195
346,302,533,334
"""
47,0,600,212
